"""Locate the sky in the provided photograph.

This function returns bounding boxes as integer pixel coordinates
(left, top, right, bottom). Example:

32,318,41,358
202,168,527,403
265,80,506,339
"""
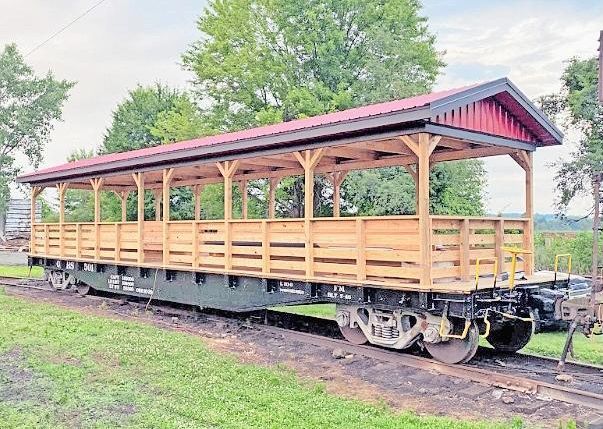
1,0,602,215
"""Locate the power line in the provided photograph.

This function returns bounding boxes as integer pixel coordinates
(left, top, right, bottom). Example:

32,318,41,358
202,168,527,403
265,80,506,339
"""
25,0,109,57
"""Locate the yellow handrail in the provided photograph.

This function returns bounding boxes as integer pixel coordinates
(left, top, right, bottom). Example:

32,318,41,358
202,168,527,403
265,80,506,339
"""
554,254,572,283
439,317,472,340
502,247,532,290
474,257,498,291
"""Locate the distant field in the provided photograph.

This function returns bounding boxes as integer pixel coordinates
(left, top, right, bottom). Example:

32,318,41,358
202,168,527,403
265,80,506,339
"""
273,303,603,365
0,264,43,278
0,290,520,429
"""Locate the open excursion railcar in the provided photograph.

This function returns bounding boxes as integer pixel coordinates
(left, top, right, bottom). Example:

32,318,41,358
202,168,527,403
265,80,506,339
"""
18,78,576,363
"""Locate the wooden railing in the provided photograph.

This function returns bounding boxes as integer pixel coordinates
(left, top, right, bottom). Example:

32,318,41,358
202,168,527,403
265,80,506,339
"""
431,216,530,282
32,216,422,287
31,215,531,290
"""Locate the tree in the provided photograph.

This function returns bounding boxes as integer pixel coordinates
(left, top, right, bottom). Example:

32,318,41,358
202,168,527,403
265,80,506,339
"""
182,0,485,216
64,149,95,222
0,43,74,233
539,57,602,213
100,84,207,221
100,83,206,154
183,0,443,129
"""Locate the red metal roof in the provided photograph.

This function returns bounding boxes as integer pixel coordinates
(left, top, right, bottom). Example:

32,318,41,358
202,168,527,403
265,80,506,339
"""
18,78,563,184
19,84,476,180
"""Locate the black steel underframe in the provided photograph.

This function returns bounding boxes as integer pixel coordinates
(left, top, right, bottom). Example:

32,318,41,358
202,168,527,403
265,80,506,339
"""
31,256,545,321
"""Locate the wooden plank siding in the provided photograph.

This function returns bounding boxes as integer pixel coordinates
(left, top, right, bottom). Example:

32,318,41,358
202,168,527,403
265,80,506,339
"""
30,215,530,292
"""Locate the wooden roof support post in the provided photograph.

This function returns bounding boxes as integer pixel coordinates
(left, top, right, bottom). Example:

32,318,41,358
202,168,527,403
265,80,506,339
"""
402,164,418,213
162,168,174,267
239,180,248,219
194,184,203,221
216,160,239,270
268,177,279,218
327,171,347,217
29,186,43,254
401,134,439,288
90,178,104,260
132,172,145,264
56,183,69,257
510,150,534,276
113,190,130,222
152,189,162,221
294,149,324,278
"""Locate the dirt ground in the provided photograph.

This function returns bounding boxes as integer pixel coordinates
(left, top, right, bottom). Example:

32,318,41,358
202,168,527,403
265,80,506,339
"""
3,285,601,429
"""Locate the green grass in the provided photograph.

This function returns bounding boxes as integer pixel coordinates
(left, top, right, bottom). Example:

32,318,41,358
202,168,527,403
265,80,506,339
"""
523,331,603,365
271,303,336,319
274,304,603,365
0,290,522,429
0,265,43,279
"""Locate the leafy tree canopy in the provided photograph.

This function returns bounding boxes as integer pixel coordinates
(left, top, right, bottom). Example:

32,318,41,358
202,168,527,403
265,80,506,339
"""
538,57,602,214
100,83,206,154
179,0,485,216
183,0,443,129
0,43,74,217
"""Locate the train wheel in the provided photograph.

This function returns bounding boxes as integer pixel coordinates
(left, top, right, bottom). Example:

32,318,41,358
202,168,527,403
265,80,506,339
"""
424,321,479,364
486,319,533,353
339,325,368,345
75,283,91,296
48,271,73,291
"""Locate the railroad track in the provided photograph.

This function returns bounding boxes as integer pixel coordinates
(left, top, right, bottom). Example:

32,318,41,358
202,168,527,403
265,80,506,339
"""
2,276,602,412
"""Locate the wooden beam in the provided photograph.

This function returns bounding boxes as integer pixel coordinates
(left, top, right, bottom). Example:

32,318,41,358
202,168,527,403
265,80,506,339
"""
194,184,203,221
437,138,472,150
133,172,145,263
29,186,43,254
327,146,376,160
217,160,239,270
152,189,162,221
295,149,324,278
268,177,279,218
460,218,470,281
90,178,104,260
162,168,174,266
242,157,299,169
495,219,505,277
523,151,534,276
432,146,514,163
361,140,411,155
56,183,68,224
400,135,420,156
327,171,347,217
402,164,419,212
429,135,442,155
113,190,131,222
356,218,366,280
417,133,432,288
239,180,248,219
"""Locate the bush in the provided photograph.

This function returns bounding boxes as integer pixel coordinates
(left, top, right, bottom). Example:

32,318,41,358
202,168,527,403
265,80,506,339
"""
535,231,598,275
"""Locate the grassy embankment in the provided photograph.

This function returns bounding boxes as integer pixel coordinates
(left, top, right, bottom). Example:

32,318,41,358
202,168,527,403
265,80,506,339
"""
0,264,600,366
275,304,603,365
0,289,523,429
0,265,43,278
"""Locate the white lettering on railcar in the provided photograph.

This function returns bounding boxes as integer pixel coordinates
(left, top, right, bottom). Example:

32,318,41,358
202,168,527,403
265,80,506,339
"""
66,261,75,270
83,263,95,272
107,274,121,290
280,288,305,295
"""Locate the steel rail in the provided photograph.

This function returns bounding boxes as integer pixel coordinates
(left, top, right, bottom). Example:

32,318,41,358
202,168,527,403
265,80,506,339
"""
1,277,602,411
